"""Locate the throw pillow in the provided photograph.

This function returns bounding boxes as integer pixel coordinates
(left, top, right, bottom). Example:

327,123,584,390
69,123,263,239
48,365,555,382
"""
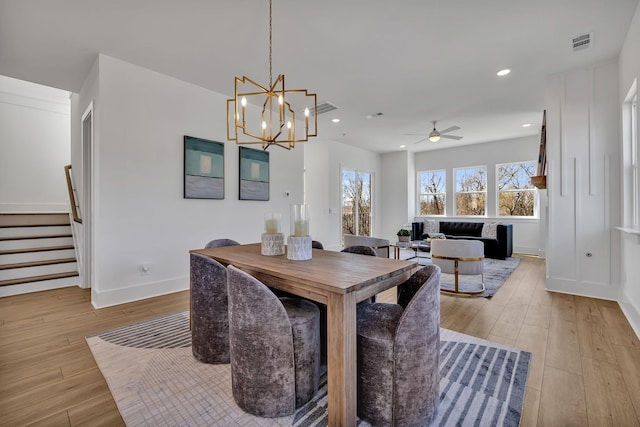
424,219,439,233
481,222,499,239
426,232,445,242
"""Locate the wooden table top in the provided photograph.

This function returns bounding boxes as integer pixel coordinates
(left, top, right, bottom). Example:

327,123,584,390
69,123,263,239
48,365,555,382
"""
190,243,416,296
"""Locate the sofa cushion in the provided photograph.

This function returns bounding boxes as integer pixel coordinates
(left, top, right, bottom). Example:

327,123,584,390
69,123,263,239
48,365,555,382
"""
439,221,483,237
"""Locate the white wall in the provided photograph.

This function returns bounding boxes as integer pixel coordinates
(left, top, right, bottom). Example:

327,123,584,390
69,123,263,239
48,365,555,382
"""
0,75,70,212
407,136,542,255
305,140,383,251
76,55,304,308
618,2,640,336
545,60,621,300
380,151,415,242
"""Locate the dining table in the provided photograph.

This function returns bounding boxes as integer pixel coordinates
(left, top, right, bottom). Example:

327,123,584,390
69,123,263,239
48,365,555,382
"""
190,243,418,426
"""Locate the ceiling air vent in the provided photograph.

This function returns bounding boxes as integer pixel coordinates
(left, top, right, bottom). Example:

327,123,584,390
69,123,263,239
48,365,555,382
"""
572,33,592,51
308,101,339,116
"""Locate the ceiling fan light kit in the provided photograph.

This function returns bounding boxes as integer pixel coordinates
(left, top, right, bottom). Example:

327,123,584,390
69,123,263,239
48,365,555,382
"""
410,121,463,144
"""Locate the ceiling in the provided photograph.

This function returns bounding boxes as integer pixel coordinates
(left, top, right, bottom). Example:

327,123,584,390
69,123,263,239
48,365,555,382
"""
1,0,638,153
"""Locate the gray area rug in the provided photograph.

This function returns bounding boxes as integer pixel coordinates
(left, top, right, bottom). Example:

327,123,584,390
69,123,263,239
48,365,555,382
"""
87,311,530,426
402,251,521,297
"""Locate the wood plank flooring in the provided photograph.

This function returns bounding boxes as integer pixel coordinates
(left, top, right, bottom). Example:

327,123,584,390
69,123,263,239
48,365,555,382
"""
1,255,639,426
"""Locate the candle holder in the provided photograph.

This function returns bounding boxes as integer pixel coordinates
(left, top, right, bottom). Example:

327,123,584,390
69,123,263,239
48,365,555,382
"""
287,204,312,260
261,212,284,256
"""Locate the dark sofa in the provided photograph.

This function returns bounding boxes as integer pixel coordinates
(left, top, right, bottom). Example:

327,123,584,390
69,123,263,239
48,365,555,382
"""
415,221,513,260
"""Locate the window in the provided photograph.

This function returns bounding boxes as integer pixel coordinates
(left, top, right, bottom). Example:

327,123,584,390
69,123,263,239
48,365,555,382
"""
418,170,446,215
455,166,486,216
341,169,372,236
497,161,537,217
623,82,638,228
632,98,638,226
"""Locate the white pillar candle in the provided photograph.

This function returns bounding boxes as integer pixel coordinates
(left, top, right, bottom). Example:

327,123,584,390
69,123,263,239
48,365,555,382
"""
294,220,308,237
264,212,281,235
291,204,310,237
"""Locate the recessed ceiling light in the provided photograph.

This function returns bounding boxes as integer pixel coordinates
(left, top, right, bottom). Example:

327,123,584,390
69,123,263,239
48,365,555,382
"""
522,123,532,128
331,118,340,123
497,69,511,76
400,145,406,148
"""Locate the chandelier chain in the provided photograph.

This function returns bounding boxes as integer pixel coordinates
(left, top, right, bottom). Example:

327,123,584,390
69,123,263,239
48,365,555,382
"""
268,0,272,87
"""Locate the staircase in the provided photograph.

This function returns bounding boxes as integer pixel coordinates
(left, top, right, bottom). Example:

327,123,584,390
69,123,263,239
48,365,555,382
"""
0,212,80,296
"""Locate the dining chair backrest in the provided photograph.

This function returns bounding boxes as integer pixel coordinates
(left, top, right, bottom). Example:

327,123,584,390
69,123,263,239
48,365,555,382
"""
204,238,240,249
341,245,377,256
190,254,230,364
356,264,441,426
227,265,320,417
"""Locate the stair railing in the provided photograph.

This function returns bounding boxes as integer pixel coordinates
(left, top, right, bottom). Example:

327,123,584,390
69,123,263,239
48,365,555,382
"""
64,165,82,224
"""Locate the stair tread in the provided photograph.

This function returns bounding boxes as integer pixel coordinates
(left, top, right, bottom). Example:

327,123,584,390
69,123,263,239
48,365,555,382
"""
0,213,70,228
0,245,75,255
0,257,77,270
0,223,70,228
0,271,80,287
0,234,72,241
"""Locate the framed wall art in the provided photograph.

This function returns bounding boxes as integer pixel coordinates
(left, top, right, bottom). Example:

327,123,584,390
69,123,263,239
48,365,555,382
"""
239,146,269,201
184,135,225,199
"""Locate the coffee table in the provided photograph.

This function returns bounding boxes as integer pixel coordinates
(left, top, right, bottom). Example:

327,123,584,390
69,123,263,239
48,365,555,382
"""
391,240,431,260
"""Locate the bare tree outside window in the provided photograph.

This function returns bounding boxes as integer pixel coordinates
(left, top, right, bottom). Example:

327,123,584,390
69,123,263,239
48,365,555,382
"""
455,167,487,216
342,169,372,236
418,170,446,215
498,162,536,216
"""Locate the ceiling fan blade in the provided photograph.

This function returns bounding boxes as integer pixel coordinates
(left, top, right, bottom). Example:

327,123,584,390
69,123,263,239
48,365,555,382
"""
441,135,463,140
405,133,428,136
438,126,460,134
413,137,429,144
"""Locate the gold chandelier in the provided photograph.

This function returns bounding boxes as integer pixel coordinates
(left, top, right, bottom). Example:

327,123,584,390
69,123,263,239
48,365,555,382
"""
227,0,318,150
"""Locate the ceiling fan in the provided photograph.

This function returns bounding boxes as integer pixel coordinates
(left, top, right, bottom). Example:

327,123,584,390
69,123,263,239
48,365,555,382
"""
408,121,463,143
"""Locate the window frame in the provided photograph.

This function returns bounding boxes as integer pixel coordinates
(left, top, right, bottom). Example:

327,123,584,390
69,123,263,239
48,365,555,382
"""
496,161,538,218
417,169,447,216
454,165,487,217
340,168,374,239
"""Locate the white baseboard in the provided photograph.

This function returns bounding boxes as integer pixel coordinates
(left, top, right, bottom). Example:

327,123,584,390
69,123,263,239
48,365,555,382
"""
513,246,539,256
619,300,640,340
545,277,619,301
91,276,189,309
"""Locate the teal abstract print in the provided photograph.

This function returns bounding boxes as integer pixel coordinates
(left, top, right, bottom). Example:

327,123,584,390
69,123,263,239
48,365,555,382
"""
184,136,224,199
239,146,269,200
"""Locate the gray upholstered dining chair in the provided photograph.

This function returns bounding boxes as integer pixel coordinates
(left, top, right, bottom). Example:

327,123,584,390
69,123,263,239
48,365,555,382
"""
356,264,441,427
204,238,240,249
311,240,324,249
341,245,377,256
227,265,321,418
190,254,230,364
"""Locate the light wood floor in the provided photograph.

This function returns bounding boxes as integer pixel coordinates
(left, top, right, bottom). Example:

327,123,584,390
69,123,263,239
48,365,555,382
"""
1,255,639,426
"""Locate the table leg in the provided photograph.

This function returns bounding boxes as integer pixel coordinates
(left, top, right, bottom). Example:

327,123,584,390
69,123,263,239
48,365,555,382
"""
326,292,357,427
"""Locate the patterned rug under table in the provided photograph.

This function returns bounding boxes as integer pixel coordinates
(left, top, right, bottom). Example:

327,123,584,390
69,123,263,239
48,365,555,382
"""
87,311,531,426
